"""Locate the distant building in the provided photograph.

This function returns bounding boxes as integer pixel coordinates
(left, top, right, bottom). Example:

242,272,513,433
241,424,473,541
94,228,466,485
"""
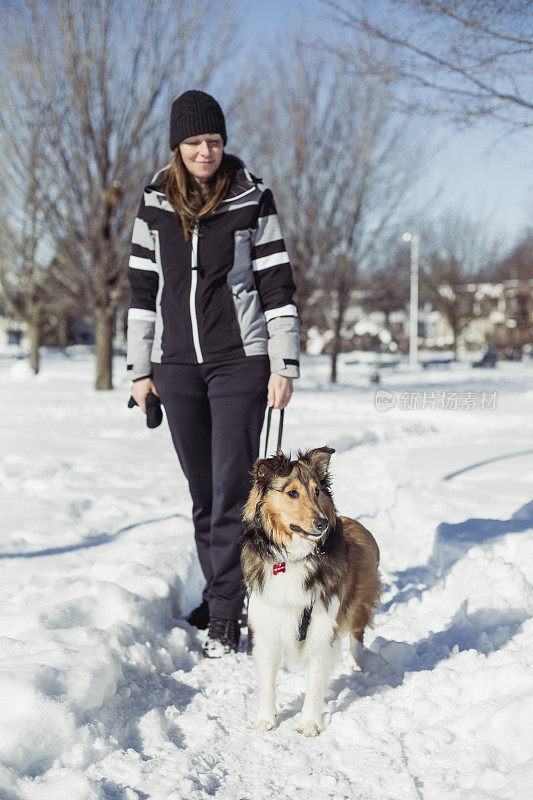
304,279,533,355
434,280,533,350
503,280,533,347
0,308,27,354
0,306,127,355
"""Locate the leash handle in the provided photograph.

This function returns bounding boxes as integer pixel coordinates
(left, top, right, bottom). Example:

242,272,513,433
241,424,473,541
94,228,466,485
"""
264,406,284,457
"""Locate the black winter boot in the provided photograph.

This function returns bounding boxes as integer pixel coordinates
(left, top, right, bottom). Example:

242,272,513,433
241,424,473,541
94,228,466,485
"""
203,618,240,657
186,600,209,629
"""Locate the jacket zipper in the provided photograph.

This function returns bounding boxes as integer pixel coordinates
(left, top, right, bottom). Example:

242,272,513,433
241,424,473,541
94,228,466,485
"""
190,221,204,363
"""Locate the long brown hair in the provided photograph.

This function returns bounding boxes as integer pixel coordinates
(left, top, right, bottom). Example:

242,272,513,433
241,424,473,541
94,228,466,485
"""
162,149,240,239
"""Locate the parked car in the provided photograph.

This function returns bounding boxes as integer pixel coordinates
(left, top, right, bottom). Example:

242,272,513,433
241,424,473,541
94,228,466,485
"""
421,357,454,370
473,348,498,368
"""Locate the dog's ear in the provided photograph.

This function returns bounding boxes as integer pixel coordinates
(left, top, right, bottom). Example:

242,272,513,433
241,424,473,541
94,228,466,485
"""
253,459,275,484
252,453,291,484
302,447,335,481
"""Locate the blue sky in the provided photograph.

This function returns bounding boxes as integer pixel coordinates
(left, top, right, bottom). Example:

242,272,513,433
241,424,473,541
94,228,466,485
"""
238,0,532,248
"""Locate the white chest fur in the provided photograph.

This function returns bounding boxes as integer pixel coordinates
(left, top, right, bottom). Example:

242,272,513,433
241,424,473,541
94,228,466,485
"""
257,535,317,608
247,554,341,664
263,556,311,607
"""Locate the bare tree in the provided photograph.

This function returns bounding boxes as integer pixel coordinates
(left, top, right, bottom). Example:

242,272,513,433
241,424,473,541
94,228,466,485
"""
318,0,533,129
490,229,533,281
235,34,424,381
0,0,237,388
0,221,47,375
360,245,411,333
0,50,52,376
419,210,501,356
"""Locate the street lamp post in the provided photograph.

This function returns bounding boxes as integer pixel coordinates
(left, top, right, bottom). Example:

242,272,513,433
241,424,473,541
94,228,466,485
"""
402,230,420,367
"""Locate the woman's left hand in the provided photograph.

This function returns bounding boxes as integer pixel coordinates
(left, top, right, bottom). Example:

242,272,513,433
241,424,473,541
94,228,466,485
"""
267,374,293,409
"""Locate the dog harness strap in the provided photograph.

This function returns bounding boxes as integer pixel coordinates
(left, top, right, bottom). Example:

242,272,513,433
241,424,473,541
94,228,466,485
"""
264,406,284,458
298,602,314,642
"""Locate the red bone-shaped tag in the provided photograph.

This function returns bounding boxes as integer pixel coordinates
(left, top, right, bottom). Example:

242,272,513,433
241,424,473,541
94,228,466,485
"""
273,562,286,575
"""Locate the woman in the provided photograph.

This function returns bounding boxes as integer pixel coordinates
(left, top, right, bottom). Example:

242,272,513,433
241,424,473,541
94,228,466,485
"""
127,90,299,657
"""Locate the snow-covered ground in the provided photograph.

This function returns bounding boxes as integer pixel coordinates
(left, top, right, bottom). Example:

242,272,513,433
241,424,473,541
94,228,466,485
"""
1,350,532,800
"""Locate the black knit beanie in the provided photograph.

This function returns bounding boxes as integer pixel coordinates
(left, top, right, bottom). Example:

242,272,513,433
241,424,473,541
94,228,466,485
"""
169,90,227,150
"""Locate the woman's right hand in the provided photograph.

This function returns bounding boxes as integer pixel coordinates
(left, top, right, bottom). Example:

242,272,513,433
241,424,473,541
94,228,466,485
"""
131,377,158,414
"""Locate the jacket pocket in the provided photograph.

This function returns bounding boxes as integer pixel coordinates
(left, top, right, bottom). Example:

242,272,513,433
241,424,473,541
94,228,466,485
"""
231,229,253,284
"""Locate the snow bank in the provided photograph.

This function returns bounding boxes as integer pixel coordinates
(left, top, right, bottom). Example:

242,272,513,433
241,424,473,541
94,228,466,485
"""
1,351,532,798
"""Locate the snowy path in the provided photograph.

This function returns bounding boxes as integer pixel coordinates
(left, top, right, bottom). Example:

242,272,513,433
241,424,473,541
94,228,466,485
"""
1,353,532,799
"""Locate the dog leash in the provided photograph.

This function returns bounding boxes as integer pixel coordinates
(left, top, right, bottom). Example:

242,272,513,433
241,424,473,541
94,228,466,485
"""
263,406,284,457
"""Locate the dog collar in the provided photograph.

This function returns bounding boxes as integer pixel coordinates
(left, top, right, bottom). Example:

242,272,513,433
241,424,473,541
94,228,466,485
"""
271,543,324,572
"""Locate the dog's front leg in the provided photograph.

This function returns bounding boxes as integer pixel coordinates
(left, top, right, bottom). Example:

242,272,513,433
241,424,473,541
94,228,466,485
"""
249,593,281,731
298,629,338,737
254,637,281,731
298,658,330,736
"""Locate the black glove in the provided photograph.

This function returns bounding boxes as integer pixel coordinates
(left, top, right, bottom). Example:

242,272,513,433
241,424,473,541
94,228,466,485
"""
127,391,163,429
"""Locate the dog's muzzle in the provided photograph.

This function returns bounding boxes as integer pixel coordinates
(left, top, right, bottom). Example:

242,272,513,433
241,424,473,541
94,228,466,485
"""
290,517,329,538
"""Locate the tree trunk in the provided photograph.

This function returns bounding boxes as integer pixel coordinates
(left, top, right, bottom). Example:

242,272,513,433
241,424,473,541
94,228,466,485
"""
95,306,115,390
58,316,69,349
330,280,348,384
452,318,460,361
330,348,338,383
28,303,41,375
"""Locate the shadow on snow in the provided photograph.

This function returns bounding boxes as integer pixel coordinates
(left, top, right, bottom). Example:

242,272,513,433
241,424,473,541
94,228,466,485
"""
380,498,533,612
0,512,188,560
328,497,533,706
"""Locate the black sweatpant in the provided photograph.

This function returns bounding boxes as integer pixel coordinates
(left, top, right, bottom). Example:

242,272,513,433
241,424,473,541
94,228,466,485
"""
153,356,269,620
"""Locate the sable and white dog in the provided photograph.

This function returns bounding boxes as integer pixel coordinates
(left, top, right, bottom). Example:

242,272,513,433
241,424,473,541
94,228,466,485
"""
241,447,381,736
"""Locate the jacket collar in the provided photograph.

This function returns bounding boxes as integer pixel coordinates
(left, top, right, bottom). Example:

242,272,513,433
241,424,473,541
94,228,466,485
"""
224,158,261,200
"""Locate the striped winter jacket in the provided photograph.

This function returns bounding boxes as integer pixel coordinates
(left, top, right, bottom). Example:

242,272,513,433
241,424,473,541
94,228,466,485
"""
126,158,300,381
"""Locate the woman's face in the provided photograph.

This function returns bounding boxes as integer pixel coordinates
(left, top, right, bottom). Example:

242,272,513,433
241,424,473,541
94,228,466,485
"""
178,133,224,183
